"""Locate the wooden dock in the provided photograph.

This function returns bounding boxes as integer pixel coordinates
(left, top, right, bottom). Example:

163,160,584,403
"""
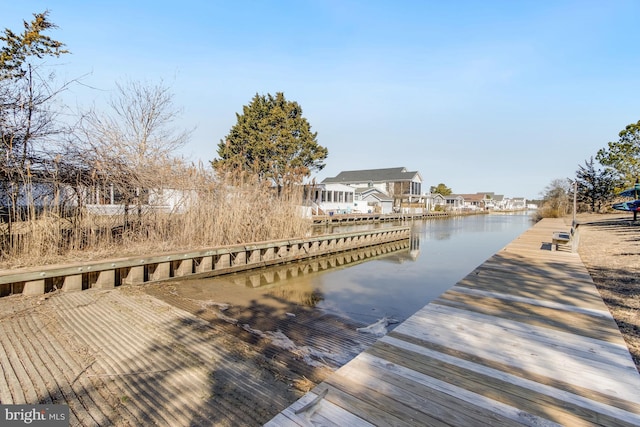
311,210,512,226
267,218,640,426
0,227,409,297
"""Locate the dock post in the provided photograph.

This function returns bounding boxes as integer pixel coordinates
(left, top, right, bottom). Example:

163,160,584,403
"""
276,245,288,258
124,266,144,284
63,274,83,292
215,254,230,269
249,249,261,264
23,279,45,295
175,259,193,276
263,247,275,261
94,270,115,289
150,262,170,281
233,251,247,266
196,256,213,273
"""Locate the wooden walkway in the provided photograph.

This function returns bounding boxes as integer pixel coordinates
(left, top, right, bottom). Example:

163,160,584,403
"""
267,218,640,426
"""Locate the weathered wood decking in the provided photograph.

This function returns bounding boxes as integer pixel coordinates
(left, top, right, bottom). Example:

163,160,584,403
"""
267,218,640,426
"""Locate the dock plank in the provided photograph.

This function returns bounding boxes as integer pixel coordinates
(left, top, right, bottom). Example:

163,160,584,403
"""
386,330,640,416
447,285,613,319
435,286,626,346
367,340,636,427
454,276,609,313
398,304,639,394
335,355,527,427
434,292,624,345
379,335,640,426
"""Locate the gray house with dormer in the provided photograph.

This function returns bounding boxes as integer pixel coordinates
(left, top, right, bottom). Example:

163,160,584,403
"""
321,167,423,210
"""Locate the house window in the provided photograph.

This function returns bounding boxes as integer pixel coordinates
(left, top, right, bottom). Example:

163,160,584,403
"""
327,191,333,202
410,182,421,195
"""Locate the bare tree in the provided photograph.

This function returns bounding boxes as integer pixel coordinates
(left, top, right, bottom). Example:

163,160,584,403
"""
80,79,192,231
538,178,572,218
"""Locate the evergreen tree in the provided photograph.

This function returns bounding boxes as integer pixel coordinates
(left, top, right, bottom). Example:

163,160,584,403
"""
213,92,328,189
0,11,68,80
596,120,640,188
1,11,69,172
430,183,452,195
574,157,618,212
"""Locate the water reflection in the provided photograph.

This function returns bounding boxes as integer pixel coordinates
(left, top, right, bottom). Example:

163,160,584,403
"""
178,240,412,314
311,212,533,326
177,213,533,329
229,240,411,308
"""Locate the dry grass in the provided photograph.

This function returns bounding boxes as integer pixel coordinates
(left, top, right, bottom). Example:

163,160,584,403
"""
0,175,311,269
575,212,640,373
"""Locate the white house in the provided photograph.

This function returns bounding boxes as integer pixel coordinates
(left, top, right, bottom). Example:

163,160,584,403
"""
321,167,424,208
444,195,465,211
506,197,527,210
425,193,446,211
354,188,394,214
84,185,197,215
306,182,355,215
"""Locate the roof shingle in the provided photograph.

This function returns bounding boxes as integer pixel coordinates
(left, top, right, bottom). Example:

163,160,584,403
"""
322,167,420,184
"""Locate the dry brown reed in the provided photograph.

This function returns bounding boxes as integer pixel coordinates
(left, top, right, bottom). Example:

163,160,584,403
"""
0,168,311,269
531,205,563,221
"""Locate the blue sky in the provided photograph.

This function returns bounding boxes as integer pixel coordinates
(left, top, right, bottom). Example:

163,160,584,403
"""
3,1,639,199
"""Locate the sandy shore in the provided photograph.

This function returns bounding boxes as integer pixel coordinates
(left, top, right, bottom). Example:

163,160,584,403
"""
574,213,640,372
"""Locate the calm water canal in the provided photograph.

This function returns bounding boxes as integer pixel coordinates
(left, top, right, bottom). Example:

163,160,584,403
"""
182,212,534,330
314,212,533,326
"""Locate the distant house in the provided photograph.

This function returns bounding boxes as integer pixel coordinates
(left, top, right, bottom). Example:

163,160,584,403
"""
507,197,527,210
85,186,196,215
308,167,526,215
304,182,355,215
456,193,487,211
425,193,446,211
1,173,196,219
484,193,503,210
443,192,528,212
321,167,423,208
354,188,394,214
444,195,465,211
484,195,528,211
